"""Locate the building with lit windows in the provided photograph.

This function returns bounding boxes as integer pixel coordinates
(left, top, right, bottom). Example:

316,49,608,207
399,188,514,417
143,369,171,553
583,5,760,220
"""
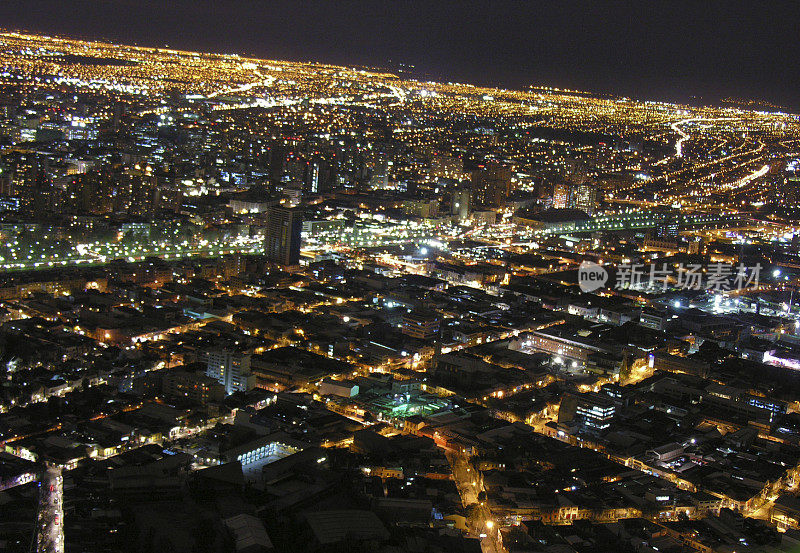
403,198,439,219
222,433,304,466
450,188,471,220
162,368,226,404
575,393,615,432
430,154,465,180
206,350,255,396
523,325,608,364
560,392,616,433
553,182,598,215
471,162,511,207
264,205,302,266
401,310,440,339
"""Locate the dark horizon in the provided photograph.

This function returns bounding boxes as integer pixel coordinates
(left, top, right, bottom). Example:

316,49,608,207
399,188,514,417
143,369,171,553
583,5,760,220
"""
1,0,799,111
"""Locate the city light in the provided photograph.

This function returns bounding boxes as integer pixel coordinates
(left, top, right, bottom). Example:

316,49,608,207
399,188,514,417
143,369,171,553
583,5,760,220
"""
0,12,796,553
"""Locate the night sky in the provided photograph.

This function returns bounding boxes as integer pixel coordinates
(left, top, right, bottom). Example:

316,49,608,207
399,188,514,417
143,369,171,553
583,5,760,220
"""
2,1,799,110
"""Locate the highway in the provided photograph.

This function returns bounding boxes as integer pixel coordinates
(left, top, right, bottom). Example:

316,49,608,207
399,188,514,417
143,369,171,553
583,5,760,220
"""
206,68,275,99
669,117,737,159
670,119,692,158
35,466,64,553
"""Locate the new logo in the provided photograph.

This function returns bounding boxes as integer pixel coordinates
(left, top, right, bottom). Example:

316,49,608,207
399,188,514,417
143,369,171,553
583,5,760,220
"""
578,261,608,292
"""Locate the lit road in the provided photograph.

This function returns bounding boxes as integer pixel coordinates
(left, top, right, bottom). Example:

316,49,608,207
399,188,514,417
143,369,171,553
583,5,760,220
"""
668,117,735,158
670,119,692,158
0,242,263,273
35,466,64,553
449,452,505,553
206,68,275,98
718,163,770,192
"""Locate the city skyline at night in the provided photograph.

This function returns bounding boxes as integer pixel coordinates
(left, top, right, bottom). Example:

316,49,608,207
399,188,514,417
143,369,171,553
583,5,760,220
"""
1,1,799,110
1,5,800,553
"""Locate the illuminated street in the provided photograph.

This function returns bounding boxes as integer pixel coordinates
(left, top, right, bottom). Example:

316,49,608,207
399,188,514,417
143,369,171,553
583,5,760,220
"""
0,4,798,553
35,466,64,553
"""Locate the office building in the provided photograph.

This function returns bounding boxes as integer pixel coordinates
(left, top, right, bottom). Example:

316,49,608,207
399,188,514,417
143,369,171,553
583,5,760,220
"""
451,188,471,220
305,159,332,194
575,392,615,432
403,198,439,219
471,162,511,207
552,182,598,215
401,310,441,339
657,213,680,238
206,350,256,396
560,392,615,433
264,205,302,266
785,176,800,207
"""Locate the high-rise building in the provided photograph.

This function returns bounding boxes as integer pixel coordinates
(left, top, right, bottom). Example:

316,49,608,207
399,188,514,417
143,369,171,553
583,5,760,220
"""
572,182,598,215
163,368,226,404
268,143,288,189
552,183,571,209
575,392,615,432
451,188,471,221
403,198,439,219
304,158,332,194
401,310,441,339
264,205,302,266
6,151,45,213
552,182,598,215
559,392,615,433
206,350,255,396
0,162,13,197
430,154,464,180
471,162,511,207
369,158,389,189
562,158,590,185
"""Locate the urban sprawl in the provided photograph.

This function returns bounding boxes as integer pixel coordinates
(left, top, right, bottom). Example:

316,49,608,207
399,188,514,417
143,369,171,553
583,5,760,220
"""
0,30,800,553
